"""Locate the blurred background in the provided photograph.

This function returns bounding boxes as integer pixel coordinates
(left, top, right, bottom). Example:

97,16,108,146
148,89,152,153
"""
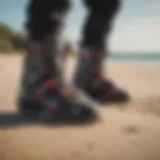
0,0,160,62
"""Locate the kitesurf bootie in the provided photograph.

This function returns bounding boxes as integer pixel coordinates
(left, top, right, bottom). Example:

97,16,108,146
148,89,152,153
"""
18,35,100,123
18,0,100,123
74,0,129,104
74,48,130,104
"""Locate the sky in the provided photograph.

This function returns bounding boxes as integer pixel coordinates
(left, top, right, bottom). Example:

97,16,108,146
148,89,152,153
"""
0,0,160,52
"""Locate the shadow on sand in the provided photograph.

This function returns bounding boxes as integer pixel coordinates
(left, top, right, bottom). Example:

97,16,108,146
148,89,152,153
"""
0,111,94,129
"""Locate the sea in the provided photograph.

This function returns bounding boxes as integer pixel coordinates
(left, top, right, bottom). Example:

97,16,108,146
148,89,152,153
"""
109,53,160,66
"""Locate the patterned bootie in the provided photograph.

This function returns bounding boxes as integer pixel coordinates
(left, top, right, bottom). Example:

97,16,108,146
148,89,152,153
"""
74,48,130,104
18,36,100,123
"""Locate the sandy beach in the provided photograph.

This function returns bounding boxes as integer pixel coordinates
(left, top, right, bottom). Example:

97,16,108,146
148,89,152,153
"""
0,54,160,160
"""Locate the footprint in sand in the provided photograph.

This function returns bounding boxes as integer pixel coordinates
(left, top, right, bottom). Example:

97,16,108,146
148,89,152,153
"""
87,142,96,151
71,151,83,159
122,125,141,134
55,156,65,160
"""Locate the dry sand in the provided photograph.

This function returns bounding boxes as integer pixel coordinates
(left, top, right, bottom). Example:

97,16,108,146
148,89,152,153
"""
0,55,160,160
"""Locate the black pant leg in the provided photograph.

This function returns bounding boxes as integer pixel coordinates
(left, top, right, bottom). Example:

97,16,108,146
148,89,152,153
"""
26,0,71,41
81,0,121,49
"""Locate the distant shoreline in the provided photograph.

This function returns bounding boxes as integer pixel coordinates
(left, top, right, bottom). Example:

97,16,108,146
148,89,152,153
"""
0,52,160,66
107,60,160,68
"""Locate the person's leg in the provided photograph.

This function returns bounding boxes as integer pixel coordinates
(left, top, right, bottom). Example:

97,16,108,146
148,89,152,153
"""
75,0,130,103
81,0,120,50
18,0,99,122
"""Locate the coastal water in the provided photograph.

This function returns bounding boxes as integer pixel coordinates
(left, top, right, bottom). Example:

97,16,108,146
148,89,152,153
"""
109,53,160,66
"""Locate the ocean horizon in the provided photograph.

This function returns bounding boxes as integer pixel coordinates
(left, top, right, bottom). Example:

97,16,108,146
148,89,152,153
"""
109,53,160,65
